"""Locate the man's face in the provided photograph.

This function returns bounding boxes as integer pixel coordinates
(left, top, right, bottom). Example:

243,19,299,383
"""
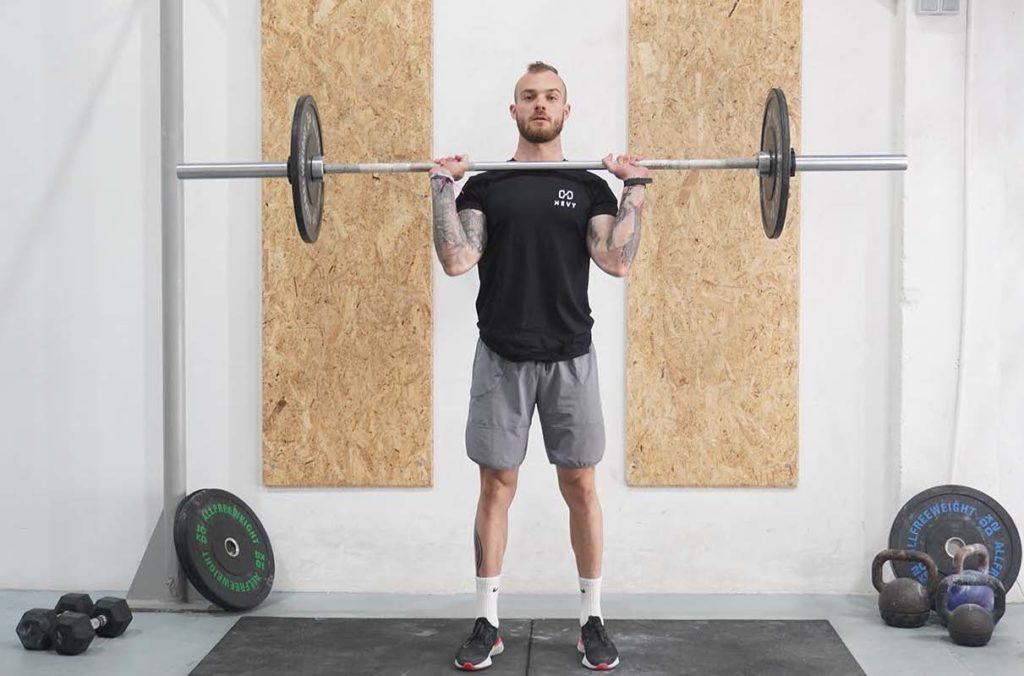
510,70,570,144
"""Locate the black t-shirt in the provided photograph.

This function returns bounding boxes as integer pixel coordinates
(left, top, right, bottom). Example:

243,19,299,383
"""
456,165,618,362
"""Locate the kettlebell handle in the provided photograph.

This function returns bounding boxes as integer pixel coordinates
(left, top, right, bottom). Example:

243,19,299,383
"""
871,549,939,595
953,542,990,574
936,572,1007,625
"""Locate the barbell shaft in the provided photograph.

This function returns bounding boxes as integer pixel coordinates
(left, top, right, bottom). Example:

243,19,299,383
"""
176,153,907,180
324,158,762,173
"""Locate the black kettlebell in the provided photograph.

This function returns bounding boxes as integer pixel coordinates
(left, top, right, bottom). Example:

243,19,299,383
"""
936,565,1006,647
871,549,938,628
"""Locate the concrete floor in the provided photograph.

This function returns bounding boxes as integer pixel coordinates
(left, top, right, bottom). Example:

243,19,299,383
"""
3,591,1022,675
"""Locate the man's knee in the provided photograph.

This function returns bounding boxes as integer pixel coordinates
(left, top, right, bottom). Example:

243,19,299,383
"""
557,466,597,507
479,467,518,507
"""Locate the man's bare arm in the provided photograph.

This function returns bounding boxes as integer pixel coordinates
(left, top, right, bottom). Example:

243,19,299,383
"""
431,174,486,276
587,184,645,277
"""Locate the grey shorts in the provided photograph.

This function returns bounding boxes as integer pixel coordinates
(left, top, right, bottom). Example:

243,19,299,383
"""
465,338,606,470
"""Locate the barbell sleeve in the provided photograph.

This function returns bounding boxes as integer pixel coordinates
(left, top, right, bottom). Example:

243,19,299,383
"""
177,162,289,179
793,155,908,172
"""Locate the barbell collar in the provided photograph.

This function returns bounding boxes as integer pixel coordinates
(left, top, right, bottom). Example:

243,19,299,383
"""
311,157,325,180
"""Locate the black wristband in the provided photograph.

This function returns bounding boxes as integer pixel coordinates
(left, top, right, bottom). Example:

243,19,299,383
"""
623,177,652,187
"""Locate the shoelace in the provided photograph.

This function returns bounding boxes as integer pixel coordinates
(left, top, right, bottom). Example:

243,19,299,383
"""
586,621,611,647
463,620,491,648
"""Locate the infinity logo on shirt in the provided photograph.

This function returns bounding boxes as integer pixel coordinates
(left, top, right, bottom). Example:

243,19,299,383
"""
554,188,577,209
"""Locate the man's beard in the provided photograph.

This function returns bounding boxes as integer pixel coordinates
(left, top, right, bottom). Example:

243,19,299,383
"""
517,113,564,143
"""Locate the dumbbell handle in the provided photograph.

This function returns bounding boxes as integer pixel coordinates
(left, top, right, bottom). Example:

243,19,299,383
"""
53,610,113,640
55,609,107,629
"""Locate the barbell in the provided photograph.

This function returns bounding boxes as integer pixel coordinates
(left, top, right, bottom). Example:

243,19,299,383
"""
177,88,907,243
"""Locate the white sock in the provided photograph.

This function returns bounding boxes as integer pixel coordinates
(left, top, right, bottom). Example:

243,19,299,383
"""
476,575,500,628
579,576,603,626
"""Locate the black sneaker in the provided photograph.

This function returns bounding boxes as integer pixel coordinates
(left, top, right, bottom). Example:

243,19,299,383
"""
454,617,504,671
577,616,619,670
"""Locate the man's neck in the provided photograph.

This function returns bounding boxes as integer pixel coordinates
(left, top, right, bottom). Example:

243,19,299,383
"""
513,138,564,162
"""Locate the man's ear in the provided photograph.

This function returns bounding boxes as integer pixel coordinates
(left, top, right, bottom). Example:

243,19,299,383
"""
563,103,571,121
509,103,517,119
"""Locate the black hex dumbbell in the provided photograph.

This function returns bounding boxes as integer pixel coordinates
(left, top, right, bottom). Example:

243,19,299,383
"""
15,592,97,650
53,598,133,655
55,592,96,615
16,608,59,650
16,595,132,654
14,591,90,652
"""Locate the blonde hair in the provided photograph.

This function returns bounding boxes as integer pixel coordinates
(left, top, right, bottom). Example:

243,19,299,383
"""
515,61,567,101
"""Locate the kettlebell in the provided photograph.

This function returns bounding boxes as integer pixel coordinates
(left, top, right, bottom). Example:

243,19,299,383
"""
871,549,938,628
942,543,995,617
936,545,1006,647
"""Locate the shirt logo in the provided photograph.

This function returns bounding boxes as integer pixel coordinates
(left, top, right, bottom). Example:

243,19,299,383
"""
554,188,576,209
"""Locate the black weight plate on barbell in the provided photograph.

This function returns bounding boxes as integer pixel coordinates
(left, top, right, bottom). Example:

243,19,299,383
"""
288,95,324,244
888,484,1020,591
759,88,791,239
174,488,275,611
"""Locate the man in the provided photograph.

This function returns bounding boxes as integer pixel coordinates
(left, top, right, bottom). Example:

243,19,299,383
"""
430,61,649,671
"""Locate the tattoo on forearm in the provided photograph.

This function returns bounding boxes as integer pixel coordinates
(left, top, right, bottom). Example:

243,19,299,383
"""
431,179,465,254
431,179,486,264
620,205,642,265
606,186,644,265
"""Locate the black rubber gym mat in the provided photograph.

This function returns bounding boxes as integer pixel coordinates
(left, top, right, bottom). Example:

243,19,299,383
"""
189,617,864,675
529,619,865,676
188,617,531,675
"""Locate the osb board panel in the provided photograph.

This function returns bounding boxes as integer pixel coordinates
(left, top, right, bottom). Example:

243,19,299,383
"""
627,0,800,487
261,0,432,486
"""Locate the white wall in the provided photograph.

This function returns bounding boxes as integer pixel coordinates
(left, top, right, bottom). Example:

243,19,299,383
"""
0,0,163,589
951,2,1024,508
896,0,1023,601
898,0,969,494
901,1,1024,597
1,0,1019,598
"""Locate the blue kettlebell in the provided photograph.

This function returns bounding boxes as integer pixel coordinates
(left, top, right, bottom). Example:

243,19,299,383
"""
943,543,995,616
936,544,1006,647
